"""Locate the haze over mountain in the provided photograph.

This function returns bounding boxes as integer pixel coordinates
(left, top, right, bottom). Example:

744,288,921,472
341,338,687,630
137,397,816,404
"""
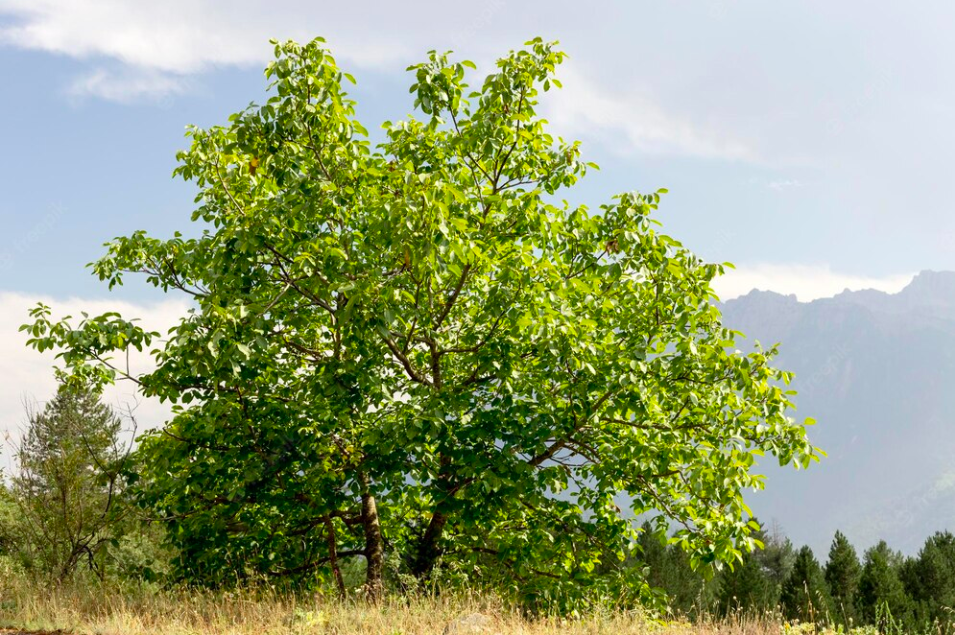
723,270,955,556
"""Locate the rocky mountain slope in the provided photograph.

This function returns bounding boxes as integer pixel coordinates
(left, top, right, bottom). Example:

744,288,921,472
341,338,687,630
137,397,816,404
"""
721,271,955,555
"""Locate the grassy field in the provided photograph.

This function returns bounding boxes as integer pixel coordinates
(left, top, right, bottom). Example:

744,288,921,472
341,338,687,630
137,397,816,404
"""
0,578,797,635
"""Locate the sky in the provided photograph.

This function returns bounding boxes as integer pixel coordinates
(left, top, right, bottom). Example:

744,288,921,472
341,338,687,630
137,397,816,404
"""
0,2,951,445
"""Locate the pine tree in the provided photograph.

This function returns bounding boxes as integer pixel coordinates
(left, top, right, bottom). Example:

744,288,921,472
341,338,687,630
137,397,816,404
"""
825,530,861,627
781,545,833,624
717,549,773,616
899,531,955,628
716,521,778,616
857,541,911,629
12,383,130,579
755,520,796,605
636,521,668,579
634,521,715,618
661,543,715,618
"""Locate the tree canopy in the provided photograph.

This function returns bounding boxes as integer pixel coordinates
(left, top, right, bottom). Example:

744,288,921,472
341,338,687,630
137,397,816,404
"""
22,37,819,604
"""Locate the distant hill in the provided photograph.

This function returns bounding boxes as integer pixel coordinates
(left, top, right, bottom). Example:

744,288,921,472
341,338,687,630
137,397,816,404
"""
721,270,955,556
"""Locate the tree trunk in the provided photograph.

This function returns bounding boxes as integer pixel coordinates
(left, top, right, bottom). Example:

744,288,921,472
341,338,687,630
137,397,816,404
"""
360,476,384,601
412,455,455,580
411,509,449,580
324,518,346,598
59,544,83,581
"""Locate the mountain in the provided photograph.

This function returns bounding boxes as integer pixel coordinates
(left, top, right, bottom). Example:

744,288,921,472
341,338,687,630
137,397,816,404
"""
721,270,955,556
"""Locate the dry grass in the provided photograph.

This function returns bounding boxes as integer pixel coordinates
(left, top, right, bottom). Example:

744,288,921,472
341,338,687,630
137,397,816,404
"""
0,578,788,635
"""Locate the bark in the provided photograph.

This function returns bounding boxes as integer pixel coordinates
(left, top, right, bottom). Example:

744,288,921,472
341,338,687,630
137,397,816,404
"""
360,476,384,601
412,454,455,580
411,509,449,579
324,517,346,598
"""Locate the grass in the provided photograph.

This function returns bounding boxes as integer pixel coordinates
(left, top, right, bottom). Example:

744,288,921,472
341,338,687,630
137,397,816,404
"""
0,576,800,635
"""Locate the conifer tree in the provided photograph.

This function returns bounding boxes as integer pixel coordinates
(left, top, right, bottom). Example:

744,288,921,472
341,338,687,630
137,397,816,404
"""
825,530,861,627
635,521,714,618
716,521,778,616
857,541,911,628
717,548,773,617
781,545,832,624
899,531,955,628
12,383,130,579
755,520,795,603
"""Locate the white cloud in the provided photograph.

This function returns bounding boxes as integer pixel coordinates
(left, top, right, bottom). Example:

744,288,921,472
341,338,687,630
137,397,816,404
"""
0,0,422,103
767,179,804,191
711,264,915,302
0,0,756,161
67,67,189,103
545,65,757,160
0,0,273,73
0,0,422,100
0,292,187,466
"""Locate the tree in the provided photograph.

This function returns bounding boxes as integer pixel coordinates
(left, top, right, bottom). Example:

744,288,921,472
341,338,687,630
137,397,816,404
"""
634,521,714,618
899,531,955,628
825,530,861,627
22,37,819,604
780,546,832,624
857,541,910,629
716,521,778,617
11,383,131,579
0,484,22,558
755,520,795,600
717,548,773,617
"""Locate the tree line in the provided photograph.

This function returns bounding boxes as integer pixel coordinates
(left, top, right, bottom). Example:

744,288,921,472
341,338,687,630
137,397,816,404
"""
636,518,955,632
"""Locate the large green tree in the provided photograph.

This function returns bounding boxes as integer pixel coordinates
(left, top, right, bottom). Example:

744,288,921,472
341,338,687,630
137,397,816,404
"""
22,37,819,603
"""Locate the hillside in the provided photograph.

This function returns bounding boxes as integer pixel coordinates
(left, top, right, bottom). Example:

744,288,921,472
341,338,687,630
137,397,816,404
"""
722,270,955,555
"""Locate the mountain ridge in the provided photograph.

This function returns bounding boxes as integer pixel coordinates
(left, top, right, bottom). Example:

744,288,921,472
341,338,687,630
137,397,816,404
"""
722,270,955,555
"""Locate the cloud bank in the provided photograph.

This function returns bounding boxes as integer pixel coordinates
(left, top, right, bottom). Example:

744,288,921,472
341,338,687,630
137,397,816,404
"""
712,264,915,302
546,65,756,160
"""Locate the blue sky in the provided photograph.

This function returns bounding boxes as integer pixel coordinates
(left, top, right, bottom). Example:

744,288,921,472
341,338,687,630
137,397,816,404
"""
0,1,951,440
